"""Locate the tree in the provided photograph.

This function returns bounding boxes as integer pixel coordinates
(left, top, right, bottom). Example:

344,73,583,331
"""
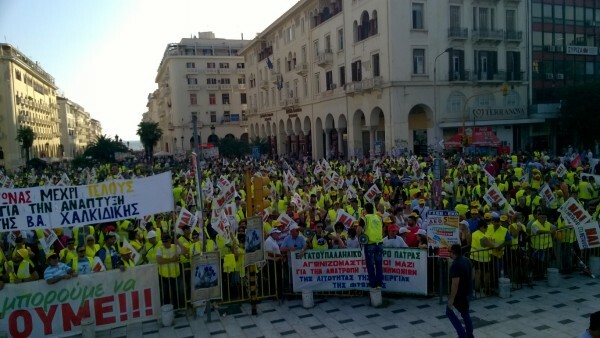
16,126,35,164
219,137,250,158
84,135,128,163
560,82,600,149
250,136,272,155
136,122,163,161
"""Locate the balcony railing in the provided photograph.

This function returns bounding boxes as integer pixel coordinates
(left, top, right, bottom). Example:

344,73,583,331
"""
187,84,201,91
219,68,231,74
295,62,308,75
206,84,219,91
362,76,383,91
448,27,468,40
186,67,200,74
220,84,232,90
237,84,246,91
472,29,504,43
505,30,523,42
316,50,333,67
270,72,281,83
236,68,245,74
205,68,219,74
259,80,269,89
344,81,363,95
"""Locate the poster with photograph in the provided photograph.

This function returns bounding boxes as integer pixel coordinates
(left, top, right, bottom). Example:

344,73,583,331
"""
244,216,265,266
190,251,221,303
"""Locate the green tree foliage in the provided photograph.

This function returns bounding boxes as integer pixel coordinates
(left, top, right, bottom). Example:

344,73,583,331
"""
84,135,128,163
560,82,600,149
16,126,35,163
136,122,163,161
251,137,272,155
219,137,250,158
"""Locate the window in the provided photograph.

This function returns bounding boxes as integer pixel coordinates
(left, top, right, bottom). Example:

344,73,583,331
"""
210,112,217,123
222,93,230,105
313,40,319,57
325,35,331,52
220,78,231,84
219,63,229,68
15,70,22,81
448,92,465,114
339,66,346,86
238,77,245,84
301,17,305,33
186,62,196,68
413,49,425,74
474,50,498,80
412,3,424,29
473,7,495,31
314,73,321,94
206,78,217,84
506,51,521,81
223,111,231,122
450,6,461,29
241,93,247,104
326,70,334,90
338,28,344,50
187,77,198,85
190,93,198,105
236,63,244,69
293,79,298,98
506,10,516,32
303,76,308,97
449,49,465,81
209,94,216,105
351,60,362,81
207,62,216,69
372,53,380,77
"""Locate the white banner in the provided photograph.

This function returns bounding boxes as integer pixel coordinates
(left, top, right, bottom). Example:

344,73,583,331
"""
0,265,160,337
0,173,174,233
539,184,556,205
290,249,427,295
573,222,600,250
558,198,592,226
483,185,507,206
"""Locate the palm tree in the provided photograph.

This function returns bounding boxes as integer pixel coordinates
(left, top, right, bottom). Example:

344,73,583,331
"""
136,122,163,161
16,126,35,164
84,135,128,163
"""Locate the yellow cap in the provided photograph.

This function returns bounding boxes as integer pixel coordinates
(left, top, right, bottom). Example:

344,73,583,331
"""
419,199,425,204
119,246,132,255
45,251,58,260
484,212,492,220
17,248,30,259
500,215,508,221
383,217,392,223
471,208,479,214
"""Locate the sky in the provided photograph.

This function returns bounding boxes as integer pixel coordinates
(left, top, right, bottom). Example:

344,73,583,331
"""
0,0,298,141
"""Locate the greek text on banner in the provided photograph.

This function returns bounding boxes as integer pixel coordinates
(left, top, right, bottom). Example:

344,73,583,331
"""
0,265,160,338
0,172,174,232
290,248,427,295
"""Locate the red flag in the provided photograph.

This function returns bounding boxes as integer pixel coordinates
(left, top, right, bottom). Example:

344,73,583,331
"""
570,154,581,168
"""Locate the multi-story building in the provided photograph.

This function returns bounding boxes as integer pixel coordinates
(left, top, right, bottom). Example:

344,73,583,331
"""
57,97,101,158
241,0,543,158
148,32,249,154
0,43,61,170
89,119,102,144
530,0,600,152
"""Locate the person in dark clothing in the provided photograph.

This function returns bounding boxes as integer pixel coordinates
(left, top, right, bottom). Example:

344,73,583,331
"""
447,244,474,338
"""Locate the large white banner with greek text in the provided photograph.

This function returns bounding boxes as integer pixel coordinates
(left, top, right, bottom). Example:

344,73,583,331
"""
290,248,427,295
0,172,174,232
0,265,160,338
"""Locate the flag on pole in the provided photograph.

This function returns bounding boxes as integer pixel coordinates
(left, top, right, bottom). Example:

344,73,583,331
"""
570,154,582,168
266,57,273,70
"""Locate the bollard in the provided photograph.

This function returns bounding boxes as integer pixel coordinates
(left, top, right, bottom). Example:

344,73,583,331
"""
302,290,314,308
81,317,95,338
547,268,560,287
249,265,258,315
369,288,382,307
161,304,174,327
498,278,511,298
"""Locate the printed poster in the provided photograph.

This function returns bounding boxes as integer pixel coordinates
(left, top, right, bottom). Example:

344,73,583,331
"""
190,251,222,303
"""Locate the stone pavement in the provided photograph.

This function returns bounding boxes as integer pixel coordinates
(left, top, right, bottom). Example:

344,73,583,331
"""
100,272,599,338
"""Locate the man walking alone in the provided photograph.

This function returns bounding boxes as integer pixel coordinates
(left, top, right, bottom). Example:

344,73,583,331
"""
447,244,474,338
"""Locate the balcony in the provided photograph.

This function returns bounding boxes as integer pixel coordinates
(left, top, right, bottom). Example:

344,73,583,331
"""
288,97,299,106
362,76,383,91
185,67,199,74
206,84,219,91
279,99,288,108
295,62,308,75
237,84,246,91
316,50,333,67
219,68,231,74
505,30,523,42
187,84,201,91
270,72,281,83
448,27,468,40
259,80,269,90
236,68,245,74
344,81,363,96
449,70,472,82
220,84,232,90
472,29,504,43
205,68,219,74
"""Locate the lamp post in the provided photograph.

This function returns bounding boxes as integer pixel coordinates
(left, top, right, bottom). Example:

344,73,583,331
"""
45,142,49,158
434,47,452,145
181,136,184,153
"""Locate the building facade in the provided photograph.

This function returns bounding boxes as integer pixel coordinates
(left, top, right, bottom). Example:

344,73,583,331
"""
0,44,60,170
530,0,600,152
241,0,544,159
0,44,102,171
147,32,250,154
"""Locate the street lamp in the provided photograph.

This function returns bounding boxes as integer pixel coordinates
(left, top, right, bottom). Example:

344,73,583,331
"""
433,47,452,146
181,135,184,153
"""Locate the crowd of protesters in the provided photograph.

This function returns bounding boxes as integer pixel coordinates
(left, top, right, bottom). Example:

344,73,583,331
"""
1,150,599,307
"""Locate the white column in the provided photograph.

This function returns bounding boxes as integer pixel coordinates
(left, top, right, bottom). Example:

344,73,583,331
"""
369,127,376,158
325,129,332,159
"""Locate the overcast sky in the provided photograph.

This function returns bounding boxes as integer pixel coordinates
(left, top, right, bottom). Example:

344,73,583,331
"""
0,0,298,140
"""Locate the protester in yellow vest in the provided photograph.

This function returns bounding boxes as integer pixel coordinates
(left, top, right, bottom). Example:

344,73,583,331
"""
5,249,40,284
156,233,184,308
69,245,95,275
358,203,383,289
470,222,493,294
530,209,555,279
84,235,100,259
117,247,136,270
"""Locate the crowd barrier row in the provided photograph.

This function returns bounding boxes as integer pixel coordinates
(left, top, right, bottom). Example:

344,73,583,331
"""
156,228,600,313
